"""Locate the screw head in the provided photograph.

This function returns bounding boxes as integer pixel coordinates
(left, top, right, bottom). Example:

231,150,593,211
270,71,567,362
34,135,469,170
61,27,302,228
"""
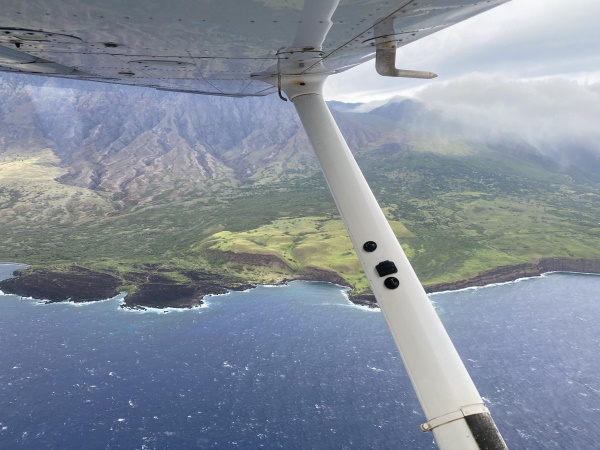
363,241,377,252
384,277,399,289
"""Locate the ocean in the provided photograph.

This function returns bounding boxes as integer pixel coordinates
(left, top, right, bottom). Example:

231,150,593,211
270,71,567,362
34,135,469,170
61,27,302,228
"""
1,263,599,449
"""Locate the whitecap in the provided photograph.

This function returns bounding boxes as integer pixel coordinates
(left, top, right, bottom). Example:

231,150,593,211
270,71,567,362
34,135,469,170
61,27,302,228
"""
63,295,124,307
236,286,256,293
203,290,233,299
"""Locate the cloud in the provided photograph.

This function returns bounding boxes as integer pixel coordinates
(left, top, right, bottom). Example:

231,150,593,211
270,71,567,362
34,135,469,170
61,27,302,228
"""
414,74,600,152
426,0,600,80
325,0,600,102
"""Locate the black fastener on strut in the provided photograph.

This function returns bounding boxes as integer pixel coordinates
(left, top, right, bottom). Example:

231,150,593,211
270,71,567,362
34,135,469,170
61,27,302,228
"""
363,241,377,252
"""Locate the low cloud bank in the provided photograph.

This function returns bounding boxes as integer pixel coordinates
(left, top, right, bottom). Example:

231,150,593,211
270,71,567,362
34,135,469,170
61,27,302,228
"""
415,74,600,154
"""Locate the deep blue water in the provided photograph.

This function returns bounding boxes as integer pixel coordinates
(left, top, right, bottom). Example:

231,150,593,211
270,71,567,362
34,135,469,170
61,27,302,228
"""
1,263,599,449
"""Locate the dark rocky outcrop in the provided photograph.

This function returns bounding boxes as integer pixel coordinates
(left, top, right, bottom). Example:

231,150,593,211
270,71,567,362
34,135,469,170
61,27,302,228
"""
0,266,254,309
293,266,349,287
348,294,380,308
0,266,120,302
123,284,218,310
121,269,254,310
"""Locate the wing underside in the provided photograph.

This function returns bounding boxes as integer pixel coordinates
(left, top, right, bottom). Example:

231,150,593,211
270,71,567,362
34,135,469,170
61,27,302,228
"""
0,0,509,96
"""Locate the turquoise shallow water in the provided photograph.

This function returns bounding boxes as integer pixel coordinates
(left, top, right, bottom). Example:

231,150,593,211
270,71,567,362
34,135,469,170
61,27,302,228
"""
1,264,599,449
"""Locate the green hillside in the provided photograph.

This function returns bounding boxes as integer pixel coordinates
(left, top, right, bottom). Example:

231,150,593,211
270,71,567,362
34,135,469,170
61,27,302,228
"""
2,133,599,296
1,76,599,298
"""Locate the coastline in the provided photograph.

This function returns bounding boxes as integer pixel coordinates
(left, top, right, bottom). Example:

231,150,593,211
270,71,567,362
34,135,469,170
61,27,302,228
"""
1,257,600,309
0,264,254,310
340,257,600,307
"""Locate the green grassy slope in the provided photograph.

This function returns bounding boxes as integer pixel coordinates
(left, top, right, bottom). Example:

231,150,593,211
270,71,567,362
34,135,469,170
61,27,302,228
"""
357,139,600,286
2,134,599,296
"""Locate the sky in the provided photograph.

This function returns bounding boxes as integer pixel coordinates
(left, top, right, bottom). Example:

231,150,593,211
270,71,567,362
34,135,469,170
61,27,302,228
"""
3,0,598,152
323,0,600,149
325,0,600,102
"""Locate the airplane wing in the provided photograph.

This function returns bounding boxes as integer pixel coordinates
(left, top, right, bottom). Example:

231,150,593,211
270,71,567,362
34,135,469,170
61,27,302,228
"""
0,0,509,97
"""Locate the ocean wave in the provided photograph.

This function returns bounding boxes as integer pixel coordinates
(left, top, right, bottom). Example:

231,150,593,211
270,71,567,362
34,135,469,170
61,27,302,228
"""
546,270,600,277
235,286,255,293
260,283,289,288
118,306,204,314
204,290,234,298
26,294,125,307
118,300,207,314
59,295,125,307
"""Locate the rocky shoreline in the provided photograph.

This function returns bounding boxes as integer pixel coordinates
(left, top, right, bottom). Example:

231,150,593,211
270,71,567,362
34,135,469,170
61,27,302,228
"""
351,257,600,307
0,265,254,310
1,257,600,309
425,257,600,292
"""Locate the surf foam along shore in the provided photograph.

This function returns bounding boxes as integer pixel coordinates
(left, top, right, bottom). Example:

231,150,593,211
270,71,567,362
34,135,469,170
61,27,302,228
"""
349,258,600,307
3,258,600,309
0,265,254,309
424,258,600,292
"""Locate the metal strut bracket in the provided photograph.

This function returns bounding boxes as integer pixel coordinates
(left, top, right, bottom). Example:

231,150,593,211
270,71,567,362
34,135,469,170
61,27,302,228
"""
375,40,437,79
420,404,489,432
277,56,288,102
373,15,437,79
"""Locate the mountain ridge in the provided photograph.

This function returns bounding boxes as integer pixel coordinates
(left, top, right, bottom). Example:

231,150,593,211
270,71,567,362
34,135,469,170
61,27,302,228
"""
1,73,600,305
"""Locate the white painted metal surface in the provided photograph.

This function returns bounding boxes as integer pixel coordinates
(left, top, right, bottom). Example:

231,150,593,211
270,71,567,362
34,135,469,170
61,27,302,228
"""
0,0,509,95
286,77,506,449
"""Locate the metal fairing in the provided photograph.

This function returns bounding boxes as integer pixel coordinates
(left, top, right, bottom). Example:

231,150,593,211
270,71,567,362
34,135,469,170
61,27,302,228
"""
0,0,508,96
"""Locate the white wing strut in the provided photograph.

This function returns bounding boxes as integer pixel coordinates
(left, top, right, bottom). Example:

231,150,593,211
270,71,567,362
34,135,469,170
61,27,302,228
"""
282,74,507,450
